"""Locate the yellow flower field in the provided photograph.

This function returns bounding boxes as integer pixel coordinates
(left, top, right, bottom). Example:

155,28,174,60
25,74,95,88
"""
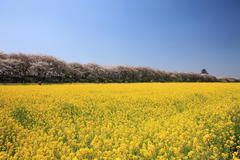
0,83,240,160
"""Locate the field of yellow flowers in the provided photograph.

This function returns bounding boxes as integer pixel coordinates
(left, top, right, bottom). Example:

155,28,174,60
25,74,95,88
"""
0,83,240,160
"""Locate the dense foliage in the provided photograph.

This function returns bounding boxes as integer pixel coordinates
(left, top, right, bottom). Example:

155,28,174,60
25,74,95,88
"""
0,83,240,159
1,52,238,83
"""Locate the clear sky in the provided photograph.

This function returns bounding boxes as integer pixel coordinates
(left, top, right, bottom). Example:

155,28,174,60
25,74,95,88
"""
0,0,240,78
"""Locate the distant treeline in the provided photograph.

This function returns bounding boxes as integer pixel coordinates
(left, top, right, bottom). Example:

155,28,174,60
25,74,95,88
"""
0,52,239,83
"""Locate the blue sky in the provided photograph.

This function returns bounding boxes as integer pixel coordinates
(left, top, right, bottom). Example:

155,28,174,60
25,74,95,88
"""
0,0,240,78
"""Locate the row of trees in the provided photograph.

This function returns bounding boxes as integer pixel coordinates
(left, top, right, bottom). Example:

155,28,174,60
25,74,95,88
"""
0,52,239,83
